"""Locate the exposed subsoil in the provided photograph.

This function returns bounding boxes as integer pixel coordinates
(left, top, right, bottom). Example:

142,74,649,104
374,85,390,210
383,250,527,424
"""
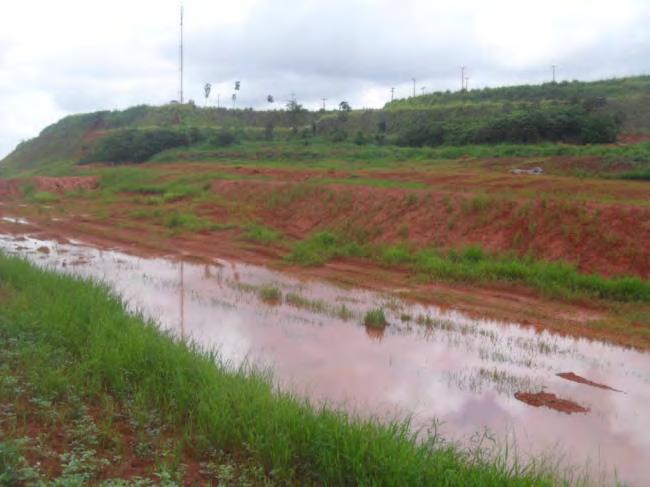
0,176,98,196
514,391,590,414
557,372,623,392
211,179,650,278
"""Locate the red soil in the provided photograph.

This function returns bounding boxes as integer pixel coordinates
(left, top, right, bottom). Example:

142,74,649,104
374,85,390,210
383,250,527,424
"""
619,134,650,145
557,372,622,392
33,176,98,193
212,179,650,278
514,391,589,414
0,180,21,198
0,176,98,198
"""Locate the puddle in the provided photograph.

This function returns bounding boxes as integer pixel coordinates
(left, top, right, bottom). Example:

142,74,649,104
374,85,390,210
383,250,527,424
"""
1,233,650,484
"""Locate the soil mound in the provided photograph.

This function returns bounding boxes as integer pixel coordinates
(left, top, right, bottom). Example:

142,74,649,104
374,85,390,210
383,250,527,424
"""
557,372,622,392
514,391,589,414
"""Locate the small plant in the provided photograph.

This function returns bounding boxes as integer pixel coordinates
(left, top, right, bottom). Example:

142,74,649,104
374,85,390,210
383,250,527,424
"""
363,308,389,329
244,224,282,244
31,191,59,204
336,304,354,321
258,285,282,304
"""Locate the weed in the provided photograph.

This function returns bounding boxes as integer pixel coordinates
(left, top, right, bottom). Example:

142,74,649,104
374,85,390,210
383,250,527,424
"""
30,191,59,204
363,308,389,329
287,232,367,266
258,285,282,304
244,224,282,244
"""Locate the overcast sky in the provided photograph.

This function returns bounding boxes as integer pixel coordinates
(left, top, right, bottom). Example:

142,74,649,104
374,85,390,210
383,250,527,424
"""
1,0,648,158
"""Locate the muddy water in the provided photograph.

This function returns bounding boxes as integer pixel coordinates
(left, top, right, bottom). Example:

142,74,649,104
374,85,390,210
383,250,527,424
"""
1,233,649,484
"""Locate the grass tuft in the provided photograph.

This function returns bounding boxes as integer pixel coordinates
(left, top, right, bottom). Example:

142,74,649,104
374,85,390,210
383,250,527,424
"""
363,308,389,329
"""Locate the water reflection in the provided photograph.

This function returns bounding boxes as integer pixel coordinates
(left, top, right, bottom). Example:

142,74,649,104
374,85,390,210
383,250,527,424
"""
1,232,649,485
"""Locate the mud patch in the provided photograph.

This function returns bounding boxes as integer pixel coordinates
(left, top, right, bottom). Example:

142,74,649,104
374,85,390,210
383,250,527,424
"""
557,372,623,392
514,391,589,414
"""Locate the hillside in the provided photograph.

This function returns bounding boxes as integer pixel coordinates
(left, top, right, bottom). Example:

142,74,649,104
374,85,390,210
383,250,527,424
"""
2,75,650,176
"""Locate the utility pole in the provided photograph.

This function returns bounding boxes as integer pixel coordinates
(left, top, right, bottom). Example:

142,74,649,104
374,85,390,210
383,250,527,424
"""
465,77,470,91
321,98,327,110
421,86,426,95
179,259,185,340
460,66,466,91
390,87,395,102
179,3,184,104
552,64,557,83
216,93,220,108
412,78,416,97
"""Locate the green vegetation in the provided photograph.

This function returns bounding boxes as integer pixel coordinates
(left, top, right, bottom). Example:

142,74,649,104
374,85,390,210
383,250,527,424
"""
163,211,220,233
81,128,190,164
284,292,328,313
3,76,650,177
243,224,282,244
386,76,650,108
394,106,621,147
30,191,59,204
0,253,562,485
258,285,282,304
287,232,368,266
290,234,650,303
363,308,389,329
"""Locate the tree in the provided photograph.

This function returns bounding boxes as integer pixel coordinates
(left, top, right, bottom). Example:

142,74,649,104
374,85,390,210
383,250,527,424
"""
231,93,237,108
286,99,304,112
234,81,241,91
204,83,211,106
267,94,274,103
338,101,351,122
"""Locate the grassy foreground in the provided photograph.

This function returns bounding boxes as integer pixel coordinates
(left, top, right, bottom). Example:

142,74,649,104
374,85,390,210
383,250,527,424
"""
0,253,564,485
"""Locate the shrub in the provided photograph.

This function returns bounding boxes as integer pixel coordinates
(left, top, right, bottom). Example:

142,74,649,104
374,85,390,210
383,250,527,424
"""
210,130,237,147
82,129,189,164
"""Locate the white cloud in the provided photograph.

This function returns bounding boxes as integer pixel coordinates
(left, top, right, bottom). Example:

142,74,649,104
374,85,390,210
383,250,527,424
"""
1,0,649,158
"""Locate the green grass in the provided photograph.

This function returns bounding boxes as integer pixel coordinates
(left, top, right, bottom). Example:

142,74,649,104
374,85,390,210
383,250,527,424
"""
286,231,369,266
289,234,650,303
363,308,389,329
163,211,220,233
258,285,282,304
243,224,283,244
312,176,428,190
0,253,563,485
409,246,650,302
29,191,59,204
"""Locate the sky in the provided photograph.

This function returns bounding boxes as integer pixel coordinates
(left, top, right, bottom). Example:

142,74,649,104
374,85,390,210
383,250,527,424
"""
0,0,648,159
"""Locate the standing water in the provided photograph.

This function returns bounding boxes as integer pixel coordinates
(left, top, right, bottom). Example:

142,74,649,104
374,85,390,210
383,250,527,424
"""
1,232,649,485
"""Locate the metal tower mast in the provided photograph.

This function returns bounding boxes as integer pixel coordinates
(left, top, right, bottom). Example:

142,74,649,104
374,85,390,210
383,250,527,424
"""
179,3,184,104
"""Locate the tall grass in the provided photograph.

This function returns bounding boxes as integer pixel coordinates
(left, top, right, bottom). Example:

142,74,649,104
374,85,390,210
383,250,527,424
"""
0,254,559,485
289,234,650,303
287,232,368,266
